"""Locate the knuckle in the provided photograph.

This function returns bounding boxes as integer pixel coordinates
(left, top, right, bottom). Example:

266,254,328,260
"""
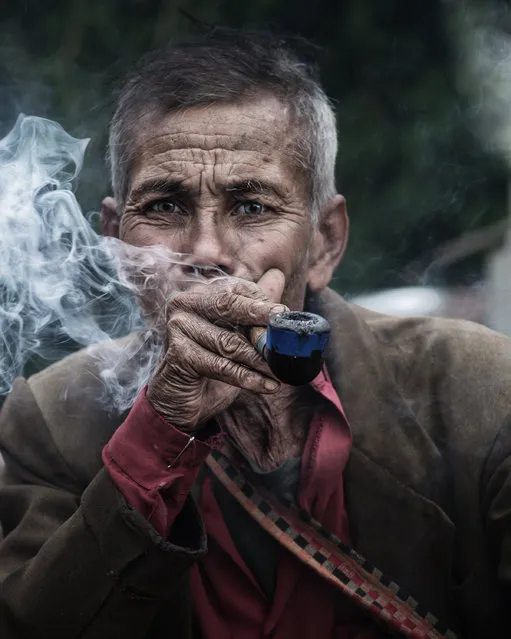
222,296,266,324
165,299,182,321
166,289,202,313
212,291,232,316
236,368,265,391
166,292,182,312
167,310,189,331
223,279,236,295
165,331,182,355
218,332,241,356
235,366,253,385
231,278,254,293
213,356,237,378
252,286,270,302
237,280,268,301
245,300,269,324
210,277,234,294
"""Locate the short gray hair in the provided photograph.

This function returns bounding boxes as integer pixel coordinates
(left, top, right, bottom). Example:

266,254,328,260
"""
109,28,338,220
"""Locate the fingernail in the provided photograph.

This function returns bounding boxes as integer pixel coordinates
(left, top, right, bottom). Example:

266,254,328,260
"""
264,379,280,391
272,305,289,315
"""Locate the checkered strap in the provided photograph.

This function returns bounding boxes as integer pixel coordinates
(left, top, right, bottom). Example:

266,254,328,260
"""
206,450,457,639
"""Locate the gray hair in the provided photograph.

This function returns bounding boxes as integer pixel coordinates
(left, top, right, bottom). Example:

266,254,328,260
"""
109,28,338,220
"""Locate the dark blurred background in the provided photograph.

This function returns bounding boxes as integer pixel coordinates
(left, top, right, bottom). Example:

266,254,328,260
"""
0,0,509,298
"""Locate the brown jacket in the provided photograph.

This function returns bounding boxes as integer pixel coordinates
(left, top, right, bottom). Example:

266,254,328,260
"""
1,290,511,638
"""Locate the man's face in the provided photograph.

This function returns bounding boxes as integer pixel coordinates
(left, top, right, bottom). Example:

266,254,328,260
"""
109,96,344,310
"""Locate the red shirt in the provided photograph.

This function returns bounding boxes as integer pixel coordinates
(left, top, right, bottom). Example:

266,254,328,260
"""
103,372,379,638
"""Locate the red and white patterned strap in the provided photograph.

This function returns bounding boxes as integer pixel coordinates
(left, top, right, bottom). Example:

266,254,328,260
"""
206,450,457,639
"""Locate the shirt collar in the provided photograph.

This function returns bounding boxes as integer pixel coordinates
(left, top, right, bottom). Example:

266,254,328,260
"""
310,365,349,424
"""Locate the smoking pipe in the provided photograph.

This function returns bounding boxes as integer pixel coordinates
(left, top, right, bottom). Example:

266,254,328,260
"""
251,311,331,386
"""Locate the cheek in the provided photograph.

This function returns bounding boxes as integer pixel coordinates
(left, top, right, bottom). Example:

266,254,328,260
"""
119,216,183,251
266,228,312,306
249,226,310,272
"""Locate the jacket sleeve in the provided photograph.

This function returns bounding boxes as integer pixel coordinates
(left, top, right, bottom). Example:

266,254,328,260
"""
0,377,207,639
484,413,511,601
102,387,220,538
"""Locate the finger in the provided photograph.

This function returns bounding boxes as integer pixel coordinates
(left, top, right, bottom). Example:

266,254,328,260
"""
249,269,287,351
169,290,287,327
256,268,286,305
173,335,280,394
210,276,272,302
211,271,286,305
184,275,271,303
172,313,276,378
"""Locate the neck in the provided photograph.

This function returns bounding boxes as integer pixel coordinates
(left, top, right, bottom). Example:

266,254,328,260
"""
216,384,319,471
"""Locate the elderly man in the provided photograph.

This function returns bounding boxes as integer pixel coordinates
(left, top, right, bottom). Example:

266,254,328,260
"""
1,28,511,639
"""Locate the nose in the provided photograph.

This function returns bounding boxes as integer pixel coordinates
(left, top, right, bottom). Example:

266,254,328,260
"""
181,214,235,278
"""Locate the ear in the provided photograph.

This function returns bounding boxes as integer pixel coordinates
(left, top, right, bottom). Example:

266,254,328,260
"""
100,196,120,238
307,195,349,292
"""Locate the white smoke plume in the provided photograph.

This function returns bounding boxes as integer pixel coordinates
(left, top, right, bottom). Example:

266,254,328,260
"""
0,114,218,412
449,2,511,169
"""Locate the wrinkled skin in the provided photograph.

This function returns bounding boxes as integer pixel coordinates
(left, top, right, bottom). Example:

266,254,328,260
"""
102,96,348,468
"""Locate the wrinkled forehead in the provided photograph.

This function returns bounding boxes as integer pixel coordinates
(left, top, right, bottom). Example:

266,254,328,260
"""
129,97,303,183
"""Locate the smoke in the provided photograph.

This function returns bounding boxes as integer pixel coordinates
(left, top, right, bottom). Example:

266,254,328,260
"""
449,2,511,170
0,114,219,413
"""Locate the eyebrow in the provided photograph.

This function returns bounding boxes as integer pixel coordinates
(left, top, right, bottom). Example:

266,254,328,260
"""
128,177,284,202
224,179,284,199
128,178,189,202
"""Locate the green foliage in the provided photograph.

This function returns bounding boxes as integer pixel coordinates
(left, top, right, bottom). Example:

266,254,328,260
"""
0,0,507,294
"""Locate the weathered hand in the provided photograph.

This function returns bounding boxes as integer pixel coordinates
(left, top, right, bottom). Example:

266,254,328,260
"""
146,269,287,431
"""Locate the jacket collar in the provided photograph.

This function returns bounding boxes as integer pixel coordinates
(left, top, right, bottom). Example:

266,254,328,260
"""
312,288,442,489
311,290,457,623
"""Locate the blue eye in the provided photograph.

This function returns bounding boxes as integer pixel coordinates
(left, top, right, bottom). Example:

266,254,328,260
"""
149,200,180,214
235,201,264,215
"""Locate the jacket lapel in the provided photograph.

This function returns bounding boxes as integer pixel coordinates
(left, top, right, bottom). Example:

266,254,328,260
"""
314,289,444,491
313,290,459,628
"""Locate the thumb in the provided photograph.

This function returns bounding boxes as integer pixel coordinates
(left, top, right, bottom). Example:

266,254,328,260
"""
257,268,286,305
250,269,287,367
